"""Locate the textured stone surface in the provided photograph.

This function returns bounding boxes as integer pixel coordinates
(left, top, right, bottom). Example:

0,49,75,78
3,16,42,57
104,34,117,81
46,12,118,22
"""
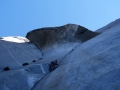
0,37,43,72
26,24,99,49
1,19,120,90
0,37,49,90
0,64,48,90
32,19,120,90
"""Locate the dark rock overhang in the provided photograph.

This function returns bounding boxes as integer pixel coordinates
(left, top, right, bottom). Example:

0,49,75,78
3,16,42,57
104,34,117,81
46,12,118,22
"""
26,24,100,49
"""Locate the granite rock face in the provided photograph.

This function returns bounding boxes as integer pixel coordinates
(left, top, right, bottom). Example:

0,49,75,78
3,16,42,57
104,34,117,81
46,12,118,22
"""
75,26,99,42
1,18,120,90
32,19,120,90
0,37,49,90
96,18,120,33
26,24,99,49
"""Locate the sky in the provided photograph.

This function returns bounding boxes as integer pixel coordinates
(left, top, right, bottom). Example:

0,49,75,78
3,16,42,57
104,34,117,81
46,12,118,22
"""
0,0,120,37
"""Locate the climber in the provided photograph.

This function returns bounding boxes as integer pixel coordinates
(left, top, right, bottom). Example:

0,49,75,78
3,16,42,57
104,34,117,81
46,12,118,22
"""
49,60,58,72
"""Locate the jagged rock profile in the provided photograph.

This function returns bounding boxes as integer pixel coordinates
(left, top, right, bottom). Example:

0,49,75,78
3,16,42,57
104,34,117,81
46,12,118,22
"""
26,24,99,49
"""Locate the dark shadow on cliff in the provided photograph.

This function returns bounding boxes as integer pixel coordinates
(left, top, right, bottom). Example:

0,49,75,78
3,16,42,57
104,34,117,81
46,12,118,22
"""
26,24,100,49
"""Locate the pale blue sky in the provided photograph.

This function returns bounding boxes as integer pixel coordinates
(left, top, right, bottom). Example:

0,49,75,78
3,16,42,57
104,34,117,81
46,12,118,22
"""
0,0,120,37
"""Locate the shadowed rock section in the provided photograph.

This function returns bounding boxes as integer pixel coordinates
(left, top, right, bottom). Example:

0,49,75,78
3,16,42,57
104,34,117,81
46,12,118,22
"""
75,26,99,42
26,24,99,49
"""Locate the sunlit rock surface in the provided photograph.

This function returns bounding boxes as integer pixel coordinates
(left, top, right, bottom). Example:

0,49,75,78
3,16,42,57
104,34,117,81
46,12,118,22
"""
0,37,43,71
0,37,49,90
96,18,120,33
33,19,120,90
0,19,120,90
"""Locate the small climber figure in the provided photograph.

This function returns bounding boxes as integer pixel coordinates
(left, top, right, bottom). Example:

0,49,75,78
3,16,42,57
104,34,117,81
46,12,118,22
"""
49,60,58,72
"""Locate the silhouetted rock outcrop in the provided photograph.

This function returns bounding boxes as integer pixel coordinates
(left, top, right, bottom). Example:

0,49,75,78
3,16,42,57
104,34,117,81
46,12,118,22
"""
26,24,99,49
